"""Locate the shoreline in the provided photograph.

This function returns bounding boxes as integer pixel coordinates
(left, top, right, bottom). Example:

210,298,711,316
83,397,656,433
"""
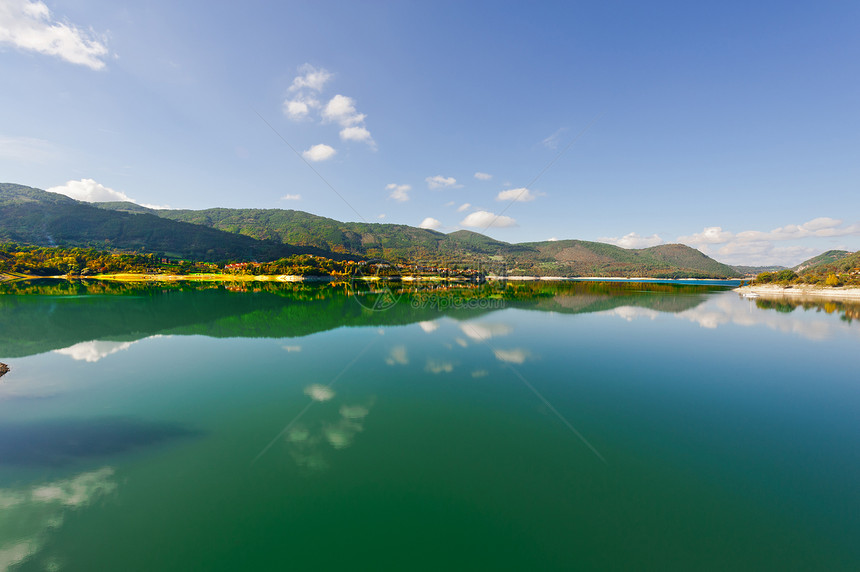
2,273,744,284
1,273,484,284
734,284,860,301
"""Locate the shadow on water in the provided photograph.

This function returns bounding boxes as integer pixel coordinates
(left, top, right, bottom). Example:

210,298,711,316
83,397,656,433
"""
0,416,199,467
0,279,722,358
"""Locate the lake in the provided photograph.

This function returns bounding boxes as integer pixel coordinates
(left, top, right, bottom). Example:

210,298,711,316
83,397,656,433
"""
0,280,858,571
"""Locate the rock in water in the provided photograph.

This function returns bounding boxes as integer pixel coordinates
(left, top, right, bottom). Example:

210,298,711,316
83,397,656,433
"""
0,363,9,378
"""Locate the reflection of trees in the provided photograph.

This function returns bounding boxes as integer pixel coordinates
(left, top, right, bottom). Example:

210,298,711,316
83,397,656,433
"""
754,297,860,323
755,299,797,313
1,280,720,358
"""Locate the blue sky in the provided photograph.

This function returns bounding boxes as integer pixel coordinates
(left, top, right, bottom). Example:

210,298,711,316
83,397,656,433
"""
1,0,859,266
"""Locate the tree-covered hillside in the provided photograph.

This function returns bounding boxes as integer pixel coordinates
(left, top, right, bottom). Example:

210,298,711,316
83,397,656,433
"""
792,250,851,272
0,184,334,262
752,250,860,287
98,202,740,277
2,184,740,278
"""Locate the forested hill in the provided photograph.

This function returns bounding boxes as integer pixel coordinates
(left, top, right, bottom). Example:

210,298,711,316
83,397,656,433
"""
512,240,740,278
793,250,852,272
99,202,457,259
97,201,740,277
0,183,333,261
1,183,740,277
796,250,859,276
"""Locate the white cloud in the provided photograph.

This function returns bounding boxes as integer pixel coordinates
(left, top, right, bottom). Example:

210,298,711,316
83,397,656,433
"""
474,172,492,181
321,94,374,147
716,242,818,267
377,213,386,219
426,175,459,189
800,217,843,232
301,143,336,162
456,203,471,212
739,218,858,241
283,99,309,119
283,96,319,121
0,0,110,69
460,210,517,229
283,65,374,147
386,183,411,202
599,232,664,249
542,127,566,149
547,237,559,241
680,218,860,248
418,321,439,333
47,178,130,202
282,345,302,352
46,178,167,209
288,63,332,92
496,187,539,202
419,217,442,230
0,135,56,162
340,126,372,143
677,226,733,245
677,217,860,265
281,194,301,201
322,94,363,126
283,64,329,120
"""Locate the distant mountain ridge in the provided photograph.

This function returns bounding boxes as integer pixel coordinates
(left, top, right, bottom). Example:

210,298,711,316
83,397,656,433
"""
97,201,741,277
2,183,740,277
731,265,787,276
0,183,334,261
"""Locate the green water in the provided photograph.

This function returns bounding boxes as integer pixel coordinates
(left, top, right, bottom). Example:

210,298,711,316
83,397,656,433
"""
0,280,858,571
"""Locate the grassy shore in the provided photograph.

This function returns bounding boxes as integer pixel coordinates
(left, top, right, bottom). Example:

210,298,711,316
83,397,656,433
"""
0,273,481,283
93,273,337,283
1,272,746,284
0,272,326,283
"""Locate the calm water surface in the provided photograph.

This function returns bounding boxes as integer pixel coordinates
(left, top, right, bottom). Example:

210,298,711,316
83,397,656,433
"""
0,280,858,571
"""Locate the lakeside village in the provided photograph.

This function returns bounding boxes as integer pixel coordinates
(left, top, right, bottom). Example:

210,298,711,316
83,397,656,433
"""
2,243,860,290
0,244,497,283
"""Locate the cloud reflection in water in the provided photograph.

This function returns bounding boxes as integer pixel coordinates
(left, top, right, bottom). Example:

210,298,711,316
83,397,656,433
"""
285,398,375,471
0,467,116,570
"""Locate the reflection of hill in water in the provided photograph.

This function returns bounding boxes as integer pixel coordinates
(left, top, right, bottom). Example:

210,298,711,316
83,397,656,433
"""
0,416,198,466
754,296,860,323
507,281,715,315
0,280,722,358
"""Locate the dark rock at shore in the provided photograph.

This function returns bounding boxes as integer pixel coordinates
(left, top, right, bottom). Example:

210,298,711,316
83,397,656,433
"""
0,363,8,378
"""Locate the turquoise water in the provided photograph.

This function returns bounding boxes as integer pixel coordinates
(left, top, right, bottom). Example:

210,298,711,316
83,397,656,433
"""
0,280,858,570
